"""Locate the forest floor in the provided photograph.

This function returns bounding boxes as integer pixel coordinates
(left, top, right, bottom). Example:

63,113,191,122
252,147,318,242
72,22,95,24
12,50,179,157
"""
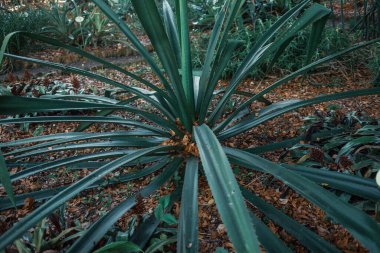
0,57,379,252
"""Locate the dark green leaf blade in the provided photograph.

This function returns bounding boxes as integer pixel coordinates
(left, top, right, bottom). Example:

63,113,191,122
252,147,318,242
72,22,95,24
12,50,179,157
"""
242,187,339,252
95,241,142,253
177,158,199,253
249,213,293,253
226,148,380,252
0,146,173,251
0,151,15,207
194,124,259,253
67,158,182,253
219,88,380,139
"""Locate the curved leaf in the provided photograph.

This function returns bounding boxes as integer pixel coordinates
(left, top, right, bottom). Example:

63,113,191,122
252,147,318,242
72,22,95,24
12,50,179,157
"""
242,187,339,252
1,158,169,210
163,0,181,66
95,241,142,253
219,88,380,139
131,0,191,130
144,237,177,253
208,0,311,125
217,38,380,131
0,96,177,131
2,53,175,122
3,131,158,156
91,0,175,99
67,158,182,253
0,32,171,103
225,148,380,252
9,139,164,160
0,146,173,251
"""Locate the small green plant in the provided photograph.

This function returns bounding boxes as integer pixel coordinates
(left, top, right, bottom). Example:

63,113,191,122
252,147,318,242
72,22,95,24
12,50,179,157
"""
154,195,177,225
1,0,380,252
11,215,82,253
42,1,114,48
288,108,380,177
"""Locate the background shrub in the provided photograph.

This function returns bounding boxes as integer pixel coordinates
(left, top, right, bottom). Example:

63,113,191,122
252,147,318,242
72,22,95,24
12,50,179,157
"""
0,7,51,52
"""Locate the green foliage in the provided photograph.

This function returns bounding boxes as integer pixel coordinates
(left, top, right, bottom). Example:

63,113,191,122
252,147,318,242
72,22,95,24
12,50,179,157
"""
154,195,177,225
289,108,380,179
0,7,50,52
1,0,380,252
42,2,115,48
192,16,360,78
13,216,82,252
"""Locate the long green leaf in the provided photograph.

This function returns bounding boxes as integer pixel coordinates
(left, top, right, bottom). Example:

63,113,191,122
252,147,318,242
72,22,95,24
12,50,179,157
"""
194,124,259,253
208,0,311,126
131,0,191,130
217,38,380,132
0,151,15,207
4,131,157,156
197,0,245,119
2,53,175,122
178,0,195,119
91,0,175,100
198,39,243,121
230,148,380,201
219,88,380,139
0,130,156,147
281,164,380,201
10,139,164,160
225,148,380,252
242,187,339,252
67,158,182,253
270,4,331,66
8,151,161,182
249,213,293,253
0,146,173,251
177,158,199,253
0,32,172,103
1,158,170,210
0,96,176,131
305,14,329,64
0,115,168,136
163,0,181,69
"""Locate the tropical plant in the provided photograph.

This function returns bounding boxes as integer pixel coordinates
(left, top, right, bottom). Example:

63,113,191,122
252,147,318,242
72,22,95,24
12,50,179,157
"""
41,2,78,45
42,1,114,48
1,0,380,252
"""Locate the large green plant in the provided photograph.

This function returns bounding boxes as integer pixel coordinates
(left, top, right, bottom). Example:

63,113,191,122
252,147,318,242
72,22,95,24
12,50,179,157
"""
1,0,380,252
